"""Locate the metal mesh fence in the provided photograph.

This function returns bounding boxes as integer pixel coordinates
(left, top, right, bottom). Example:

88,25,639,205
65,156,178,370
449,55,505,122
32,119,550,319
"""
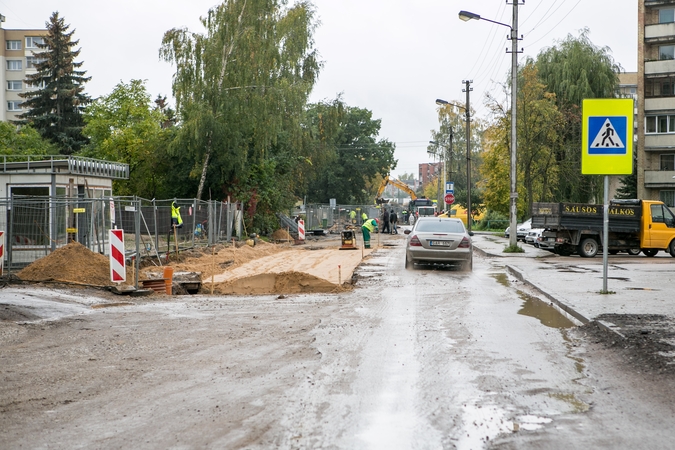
2,196,243,276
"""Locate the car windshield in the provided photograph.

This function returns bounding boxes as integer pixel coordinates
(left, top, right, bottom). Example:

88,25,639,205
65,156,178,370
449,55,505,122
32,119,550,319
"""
415,220,465,233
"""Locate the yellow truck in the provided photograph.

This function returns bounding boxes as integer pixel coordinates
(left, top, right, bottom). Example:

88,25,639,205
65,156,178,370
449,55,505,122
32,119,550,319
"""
532,199,675,257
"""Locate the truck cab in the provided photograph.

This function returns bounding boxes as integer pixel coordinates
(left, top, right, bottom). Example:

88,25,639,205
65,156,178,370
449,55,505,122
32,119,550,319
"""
641,200,675,255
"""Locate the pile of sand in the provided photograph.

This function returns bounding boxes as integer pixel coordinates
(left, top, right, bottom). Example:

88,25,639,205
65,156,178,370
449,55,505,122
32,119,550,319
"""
214,271,341,295
271,229,293,240
142,240,289,280
18,241,134,286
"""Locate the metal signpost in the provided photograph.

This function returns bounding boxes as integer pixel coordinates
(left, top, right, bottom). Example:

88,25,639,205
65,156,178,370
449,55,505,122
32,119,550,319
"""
581,98,634,293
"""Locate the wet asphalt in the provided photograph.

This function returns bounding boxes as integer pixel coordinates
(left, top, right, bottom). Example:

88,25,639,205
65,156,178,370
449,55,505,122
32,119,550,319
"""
470,232,675,337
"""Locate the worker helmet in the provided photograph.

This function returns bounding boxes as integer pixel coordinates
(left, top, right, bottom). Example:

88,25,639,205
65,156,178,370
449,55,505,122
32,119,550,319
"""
375,218,379,224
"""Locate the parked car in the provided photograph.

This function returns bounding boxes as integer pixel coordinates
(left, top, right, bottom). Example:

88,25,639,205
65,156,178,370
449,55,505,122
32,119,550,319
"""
525,228,544,246
504,218,532,241
404,217,473,271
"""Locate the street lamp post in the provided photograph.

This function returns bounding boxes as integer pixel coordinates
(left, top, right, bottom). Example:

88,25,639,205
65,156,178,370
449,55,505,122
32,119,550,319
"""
459,4,520,247
429,133,453,215
435,97,470,231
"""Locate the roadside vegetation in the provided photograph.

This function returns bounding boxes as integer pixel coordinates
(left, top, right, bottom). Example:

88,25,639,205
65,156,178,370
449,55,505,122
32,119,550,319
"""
12,7,628,235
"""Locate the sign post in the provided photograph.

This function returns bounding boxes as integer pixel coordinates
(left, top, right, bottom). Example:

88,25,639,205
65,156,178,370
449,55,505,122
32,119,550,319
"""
582,98,634,293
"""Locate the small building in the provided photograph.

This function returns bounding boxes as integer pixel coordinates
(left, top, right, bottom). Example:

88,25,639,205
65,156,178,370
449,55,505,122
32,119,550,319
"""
0,155,129,267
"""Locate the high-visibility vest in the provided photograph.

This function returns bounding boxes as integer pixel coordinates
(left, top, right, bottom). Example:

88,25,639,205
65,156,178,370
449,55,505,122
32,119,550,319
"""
171,202,183,226
362,219,377,232
361,212,368,221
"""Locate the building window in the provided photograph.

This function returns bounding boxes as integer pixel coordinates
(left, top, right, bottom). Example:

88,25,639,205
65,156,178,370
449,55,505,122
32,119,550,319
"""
7,80,22,91
661,154,675,171
26,56,44,69
25,36,44,49
660,8,675,24
660,45,675,60
644,78,675,98
7,101,22,111
26,79,46,89
660,191,675,208
7,60,22,71
645,115,675,134
6,40,21,50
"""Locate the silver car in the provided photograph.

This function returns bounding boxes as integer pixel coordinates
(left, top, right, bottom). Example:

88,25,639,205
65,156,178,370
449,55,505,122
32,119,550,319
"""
404,217,473,271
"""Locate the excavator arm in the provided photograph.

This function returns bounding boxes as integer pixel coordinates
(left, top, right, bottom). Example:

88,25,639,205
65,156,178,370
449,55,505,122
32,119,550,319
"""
375,176,417,204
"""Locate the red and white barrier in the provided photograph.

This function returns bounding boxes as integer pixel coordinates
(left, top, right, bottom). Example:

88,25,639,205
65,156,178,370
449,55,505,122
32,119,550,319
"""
298,219,305,241
0,231,4,276
109,229,126,283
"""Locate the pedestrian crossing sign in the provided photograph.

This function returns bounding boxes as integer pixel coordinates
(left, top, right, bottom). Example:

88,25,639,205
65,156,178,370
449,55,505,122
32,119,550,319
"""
582,99,634,175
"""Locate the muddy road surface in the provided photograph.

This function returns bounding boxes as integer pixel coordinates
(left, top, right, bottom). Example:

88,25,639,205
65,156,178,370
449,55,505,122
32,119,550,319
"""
2,238,675,448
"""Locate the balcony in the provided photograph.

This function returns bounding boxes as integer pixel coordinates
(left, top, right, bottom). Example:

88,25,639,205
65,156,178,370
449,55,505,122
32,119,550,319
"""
645,133,675,150
646,59,675,76
645,23,675,43
645,170,675,187
645,97,675,111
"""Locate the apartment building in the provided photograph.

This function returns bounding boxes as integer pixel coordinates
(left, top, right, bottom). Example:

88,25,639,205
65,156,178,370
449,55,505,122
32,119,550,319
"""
418,162,443,188
0,17,47,122
638,1,675,206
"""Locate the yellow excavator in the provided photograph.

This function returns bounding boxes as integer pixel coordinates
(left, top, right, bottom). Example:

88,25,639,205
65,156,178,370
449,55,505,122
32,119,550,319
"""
375,176,417,204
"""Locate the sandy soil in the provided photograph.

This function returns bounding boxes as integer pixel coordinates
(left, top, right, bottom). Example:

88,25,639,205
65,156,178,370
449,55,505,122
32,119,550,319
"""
15,232,378,296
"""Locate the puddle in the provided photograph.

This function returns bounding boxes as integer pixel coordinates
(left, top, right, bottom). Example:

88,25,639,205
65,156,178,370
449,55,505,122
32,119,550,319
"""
513,415,552,431
91,302,134,309
517,291,576,329
548,392,590,413
489,273,510,287
625,287,660,291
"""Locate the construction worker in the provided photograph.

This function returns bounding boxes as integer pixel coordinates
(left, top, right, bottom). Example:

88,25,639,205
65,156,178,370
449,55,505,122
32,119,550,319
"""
361,211,368,225
362,217,378,249
349,209,356,225
171,201,183,229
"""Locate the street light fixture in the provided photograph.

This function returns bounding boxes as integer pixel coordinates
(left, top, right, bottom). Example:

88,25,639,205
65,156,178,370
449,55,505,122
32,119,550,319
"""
459,5,520,247
435,97,471,232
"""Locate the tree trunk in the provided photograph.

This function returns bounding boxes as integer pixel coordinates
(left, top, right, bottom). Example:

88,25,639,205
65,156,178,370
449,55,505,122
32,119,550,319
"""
196,147,211,201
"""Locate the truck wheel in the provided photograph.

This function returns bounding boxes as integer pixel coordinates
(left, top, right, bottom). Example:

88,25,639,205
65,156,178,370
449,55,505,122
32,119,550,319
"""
642,248,658,257
669,241,675,258
627,248,641,256
578,238,598,258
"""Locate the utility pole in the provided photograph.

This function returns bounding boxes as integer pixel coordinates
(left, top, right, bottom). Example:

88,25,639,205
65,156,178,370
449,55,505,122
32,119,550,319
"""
463,80,472,232
508,1,521,247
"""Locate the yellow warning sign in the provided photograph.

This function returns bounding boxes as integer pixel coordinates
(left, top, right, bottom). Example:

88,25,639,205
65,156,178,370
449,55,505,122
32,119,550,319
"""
73,208,86,213
67,228,77,233
582,99,634,175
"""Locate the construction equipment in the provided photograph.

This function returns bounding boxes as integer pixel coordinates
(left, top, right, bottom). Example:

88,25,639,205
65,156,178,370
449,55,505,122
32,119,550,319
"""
375,176,417,204
339,230,358,250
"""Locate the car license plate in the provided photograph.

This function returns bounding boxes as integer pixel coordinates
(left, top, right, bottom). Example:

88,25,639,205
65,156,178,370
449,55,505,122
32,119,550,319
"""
430,240,451,247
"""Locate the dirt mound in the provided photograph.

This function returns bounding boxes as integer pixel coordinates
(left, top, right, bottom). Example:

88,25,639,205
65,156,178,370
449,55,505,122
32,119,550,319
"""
214,271,341,295
271,229,293,240
142,240,289,280
18,241,133,286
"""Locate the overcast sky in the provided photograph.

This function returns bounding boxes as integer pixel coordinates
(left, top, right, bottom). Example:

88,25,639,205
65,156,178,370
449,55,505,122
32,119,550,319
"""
3,0,637,179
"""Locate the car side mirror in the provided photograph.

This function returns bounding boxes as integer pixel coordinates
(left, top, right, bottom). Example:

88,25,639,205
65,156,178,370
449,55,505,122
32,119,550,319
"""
404,229,411,235
469,231,474,236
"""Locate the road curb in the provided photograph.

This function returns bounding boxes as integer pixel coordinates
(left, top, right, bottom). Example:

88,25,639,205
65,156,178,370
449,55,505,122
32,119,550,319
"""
505,264,590,326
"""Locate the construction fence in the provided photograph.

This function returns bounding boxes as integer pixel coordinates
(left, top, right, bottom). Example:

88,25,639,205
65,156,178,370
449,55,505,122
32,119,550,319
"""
2,196,244,276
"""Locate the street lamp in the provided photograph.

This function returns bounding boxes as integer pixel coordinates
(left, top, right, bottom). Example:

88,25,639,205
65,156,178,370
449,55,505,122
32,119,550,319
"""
459,6,520,247
435,98,471,232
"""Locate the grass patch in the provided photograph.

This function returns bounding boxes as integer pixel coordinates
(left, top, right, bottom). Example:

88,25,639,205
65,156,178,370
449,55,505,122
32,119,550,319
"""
503,244,525,253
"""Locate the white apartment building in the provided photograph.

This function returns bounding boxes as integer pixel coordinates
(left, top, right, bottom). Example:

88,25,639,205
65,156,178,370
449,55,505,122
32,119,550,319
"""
0,16,47,122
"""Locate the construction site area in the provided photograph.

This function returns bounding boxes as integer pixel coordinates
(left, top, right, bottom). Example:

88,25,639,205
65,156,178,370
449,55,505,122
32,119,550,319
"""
13,228,383,298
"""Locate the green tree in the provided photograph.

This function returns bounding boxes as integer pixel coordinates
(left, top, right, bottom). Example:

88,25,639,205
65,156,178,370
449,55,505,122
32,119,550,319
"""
0,123,56,155
536,29,621,202
480,63,563,219
17,12,91,155
82,80,172,197
429,101,484,216
304,104,397,204
160,0,320,203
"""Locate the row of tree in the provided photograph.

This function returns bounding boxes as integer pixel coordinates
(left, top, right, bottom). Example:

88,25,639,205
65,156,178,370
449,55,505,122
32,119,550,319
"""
12,4,396,233
429,30,634,222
